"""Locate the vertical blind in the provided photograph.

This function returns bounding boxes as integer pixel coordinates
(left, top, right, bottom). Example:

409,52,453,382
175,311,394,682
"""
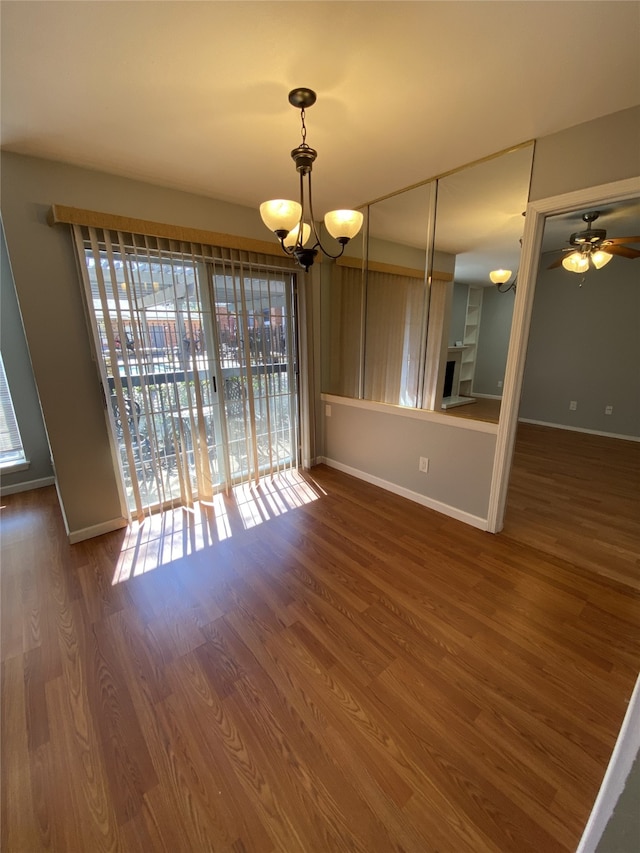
0,352,26,467
363,269,427,406
323,264,364,398
73,225,299,520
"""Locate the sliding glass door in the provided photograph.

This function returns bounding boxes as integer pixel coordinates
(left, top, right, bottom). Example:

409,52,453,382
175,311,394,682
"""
209,259,298,486
74,226,299,519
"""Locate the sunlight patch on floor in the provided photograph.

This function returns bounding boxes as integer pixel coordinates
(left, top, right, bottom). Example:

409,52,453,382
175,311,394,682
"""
112,469,325,583
233,469,324,529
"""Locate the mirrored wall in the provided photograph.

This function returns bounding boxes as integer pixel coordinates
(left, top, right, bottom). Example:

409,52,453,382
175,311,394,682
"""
363,183,435,407
321,142,535,423
429,145,534,420
320,228,366,399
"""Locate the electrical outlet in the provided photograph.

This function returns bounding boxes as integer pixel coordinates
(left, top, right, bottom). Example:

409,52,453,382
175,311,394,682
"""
569,400,577,411
497,380,503,389
419,457,429,473
325,404,332,417
605,405,613,415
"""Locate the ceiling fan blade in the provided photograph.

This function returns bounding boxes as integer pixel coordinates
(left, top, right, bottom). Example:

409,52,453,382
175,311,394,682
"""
605,244,640,259
547,256,566,269
603,235,640,246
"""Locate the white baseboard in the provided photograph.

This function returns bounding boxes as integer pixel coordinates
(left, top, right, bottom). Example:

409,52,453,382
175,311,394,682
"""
316,457,488,531
577,673,640,853
68,517,128,544
518,418,640,442
0,476,55,496
471,392,503,400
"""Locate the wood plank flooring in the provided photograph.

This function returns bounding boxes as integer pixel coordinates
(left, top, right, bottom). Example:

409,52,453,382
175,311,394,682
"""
503,422,640,591
2,460,639,852
439,396,501,424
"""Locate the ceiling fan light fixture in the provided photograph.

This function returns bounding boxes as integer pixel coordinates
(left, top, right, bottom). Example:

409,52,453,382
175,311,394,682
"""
562,251,590,273
550,210,639,273
591,249,613,269
260,88,363,271
489,269,512,285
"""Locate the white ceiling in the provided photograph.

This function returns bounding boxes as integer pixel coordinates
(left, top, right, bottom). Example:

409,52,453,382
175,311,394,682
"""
1,1,639,281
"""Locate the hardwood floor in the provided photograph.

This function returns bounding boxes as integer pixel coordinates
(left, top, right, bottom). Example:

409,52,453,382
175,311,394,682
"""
439,396,501,423
2,462,639,852
503,422,640,591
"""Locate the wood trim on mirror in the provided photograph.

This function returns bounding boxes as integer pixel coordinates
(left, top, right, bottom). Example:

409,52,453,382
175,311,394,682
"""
336,254,452,282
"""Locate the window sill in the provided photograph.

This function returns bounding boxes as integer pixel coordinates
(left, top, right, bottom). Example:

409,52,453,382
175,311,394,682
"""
0,459,30,475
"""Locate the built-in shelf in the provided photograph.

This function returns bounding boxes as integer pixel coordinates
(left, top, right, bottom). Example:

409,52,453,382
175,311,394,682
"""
458,286,483,398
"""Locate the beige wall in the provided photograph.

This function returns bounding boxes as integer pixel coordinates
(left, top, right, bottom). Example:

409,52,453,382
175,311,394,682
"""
530,105,640,201
322,400,496,521
0,152,271,536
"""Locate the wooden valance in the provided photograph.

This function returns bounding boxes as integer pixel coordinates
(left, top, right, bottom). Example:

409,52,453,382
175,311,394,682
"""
47,204,286,258
337,254,453,282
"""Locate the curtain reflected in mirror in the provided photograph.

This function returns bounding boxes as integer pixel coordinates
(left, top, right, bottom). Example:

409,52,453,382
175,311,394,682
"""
363,183,434,406
320,229,365,397
363,266,426,406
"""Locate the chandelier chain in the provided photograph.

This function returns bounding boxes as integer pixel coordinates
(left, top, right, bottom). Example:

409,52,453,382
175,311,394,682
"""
300,108,307,146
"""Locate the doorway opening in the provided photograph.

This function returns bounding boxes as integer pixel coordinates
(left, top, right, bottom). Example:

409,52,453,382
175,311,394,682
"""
489,178,639,591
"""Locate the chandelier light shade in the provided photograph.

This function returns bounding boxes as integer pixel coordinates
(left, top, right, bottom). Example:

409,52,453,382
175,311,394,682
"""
283,222,311,248
489,268,517,292
490,233,524,293
489,269,512,285
324,209,364,241
259,200,302,236
260,88,364,271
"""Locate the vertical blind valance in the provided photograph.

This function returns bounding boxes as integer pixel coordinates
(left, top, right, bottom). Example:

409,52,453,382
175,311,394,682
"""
48,204,291,261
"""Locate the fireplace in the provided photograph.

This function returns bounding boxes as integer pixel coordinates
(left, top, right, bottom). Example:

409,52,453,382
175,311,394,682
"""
443,360,456,398
441,346,476,409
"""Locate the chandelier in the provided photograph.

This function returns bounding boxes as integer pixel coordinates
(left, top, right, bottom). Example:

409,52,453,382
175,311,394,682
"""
260,88,364,272
490,223,525,293
489,268,517,293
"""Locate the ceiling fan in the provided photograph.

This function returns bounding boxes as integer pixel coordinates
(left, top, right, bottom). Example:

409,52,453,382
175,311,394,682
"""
548,210,640,272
